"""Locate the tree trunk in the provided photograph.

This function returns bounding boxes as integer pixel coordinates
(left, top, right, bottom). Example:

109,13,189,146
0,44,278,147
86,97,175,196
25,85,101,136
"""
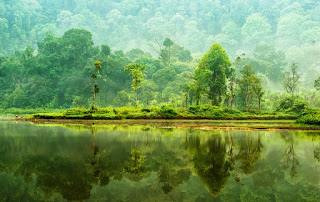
230,95,234,109
147,89,151,106
258,97,261,111
185,92,189,108
245,93,249,111
185,133,188,150
93,76,96,107
135,89,138,106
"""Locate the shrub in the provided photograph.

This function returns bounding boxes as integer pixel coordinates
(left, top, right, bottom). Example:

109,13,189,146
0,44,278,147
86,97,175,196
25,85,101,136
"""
296,114,320,125
141,108,151,113
290,101,308,113
157,105,178,118
276,97,293,112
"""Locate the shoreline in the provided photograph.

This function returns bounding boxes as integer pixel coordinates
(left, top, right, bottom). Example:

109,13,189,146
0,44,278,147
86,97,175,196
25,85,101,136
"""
13,118,320,131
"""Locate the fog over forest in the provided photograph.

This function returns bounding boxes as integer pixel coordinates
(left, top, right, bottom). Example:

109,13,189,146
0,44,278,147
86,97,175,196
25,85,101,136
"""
0,0,319,110
1,1,319,55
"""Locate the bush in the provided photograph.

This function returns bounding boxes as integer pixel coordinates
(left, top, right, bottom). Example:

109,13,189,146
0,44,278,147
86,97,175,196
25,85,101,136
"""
296,114,320,125
277,97,308,114
290,101,308,113
141,108,151,113
157,105,178,118
276,97,293,112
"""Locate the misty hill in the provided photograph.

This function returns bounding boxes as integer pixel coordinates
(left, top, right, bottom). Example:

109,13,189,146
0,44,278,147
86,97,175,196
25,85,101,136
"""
0,0,319,57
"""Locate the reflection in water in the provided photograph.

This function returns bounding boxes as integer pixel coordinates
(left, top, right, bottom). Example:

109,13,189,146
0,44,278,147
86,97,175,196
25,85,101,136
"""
0,122,320,201
191,135,232,197
283,143,299,178
18,156,95,200
236,132,263,174
315,147,320,162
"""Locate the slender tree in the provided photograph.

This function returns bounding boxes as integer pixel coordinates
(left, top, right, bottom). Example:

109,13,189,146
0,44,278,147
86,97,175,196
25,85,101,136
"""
228,68,236,108
91,61,102,108
315,77,320,91
160,38,174,67
124,63,146,104
238,65,257,111
283,63,300,106
253,78,264,111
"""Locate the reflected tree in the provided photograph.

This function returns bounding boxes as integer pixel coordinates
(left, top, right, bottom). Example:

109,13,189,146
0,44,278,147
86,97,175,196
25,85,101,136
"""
18,156,96,201
191,136,232,197
158,165,191,194
314,147,320,162
236,133,263,174
124,148,146,175
226,132,239,182
283,143,299,178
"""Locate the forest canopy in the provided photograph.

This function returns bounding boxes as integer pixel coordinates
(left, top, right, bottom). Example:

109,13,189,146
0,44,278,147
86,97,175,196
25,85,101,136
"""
0,0,319,111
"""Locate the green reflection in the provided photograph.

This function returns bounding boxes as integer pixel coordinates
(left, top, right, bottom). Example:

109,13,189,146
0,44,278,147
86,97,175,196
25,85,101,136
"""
191,135,232,197
0,122,320,201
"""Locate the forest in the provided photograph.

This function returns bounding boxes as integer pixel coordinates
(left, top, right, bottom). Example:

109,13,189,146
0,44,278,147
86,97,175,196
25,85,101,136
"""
1,1,320,201
0,0,320,124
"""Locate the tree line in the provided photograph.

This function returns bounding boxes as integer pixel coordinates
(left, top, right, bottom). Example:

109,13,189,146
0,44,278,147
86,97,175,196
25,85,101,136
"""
0,28,319,111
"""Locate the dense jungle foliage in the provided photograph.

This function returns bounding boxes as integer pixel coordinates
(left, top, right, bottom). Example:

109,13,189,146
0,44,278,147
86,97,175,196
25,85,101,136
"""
0,0,319,123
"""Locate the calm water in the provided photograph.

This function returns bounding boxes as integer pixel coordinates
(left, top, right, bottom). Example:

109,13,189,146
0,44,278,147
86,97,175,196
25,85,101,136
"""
0,121,320,201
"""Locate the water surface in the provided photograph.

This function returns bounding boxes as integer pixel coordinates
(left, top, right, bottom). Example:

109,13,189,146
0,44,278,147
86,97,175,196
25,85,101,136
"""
0,121,320,201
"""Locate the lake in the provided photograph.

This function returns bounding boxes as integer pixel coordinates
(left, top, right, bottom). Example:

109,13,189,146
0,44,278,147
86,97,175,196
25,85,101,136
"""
0,121,320,201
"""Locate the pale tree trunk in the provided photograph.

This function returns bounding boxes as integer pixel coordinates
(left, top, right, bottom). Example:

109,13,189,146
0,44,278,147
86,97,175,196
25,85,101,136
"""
258,97,261,111
135,89,138,106
185,92,189,108
230,95,234,109
246,93,249,111
93,76,96,107
147,89,151,106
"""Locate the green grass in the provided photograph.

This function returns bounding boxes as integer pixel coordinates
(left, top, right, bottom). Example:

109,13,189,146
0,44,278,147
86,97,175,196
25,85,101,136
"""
0,108,63,116
28,105,299,121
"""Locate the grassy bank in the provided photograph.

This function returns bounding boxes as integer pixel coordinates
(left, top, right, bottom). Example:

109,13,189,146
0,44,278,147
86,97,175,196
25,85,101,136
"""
0,108,62,116
28,105,299,121
20,119,320,131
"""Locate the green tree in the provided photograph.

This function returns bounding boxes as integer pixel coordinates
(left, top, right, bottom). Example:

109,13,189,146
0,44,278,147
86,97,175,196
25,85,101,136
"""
124,63,146,104
101,44,111,57
238,65,258,111
160,38,174,67
253,78,264,111
194,43,232,106
241,13,272,47
315,77,320,91
227,68,237,108
283,63,300,106
92,61,102,108
249,44,287,83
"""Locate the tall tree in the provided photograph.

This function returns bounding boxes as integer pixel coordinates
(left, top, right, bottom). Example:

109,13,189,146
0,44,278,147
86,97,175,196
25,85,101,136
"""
315,77,320,91
194,43,232,106
228,68,237,108
283,63,300,106
253,78,264,111
160,38,174,67
124,63,146,104
91,61,102,108
238,65,258,111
